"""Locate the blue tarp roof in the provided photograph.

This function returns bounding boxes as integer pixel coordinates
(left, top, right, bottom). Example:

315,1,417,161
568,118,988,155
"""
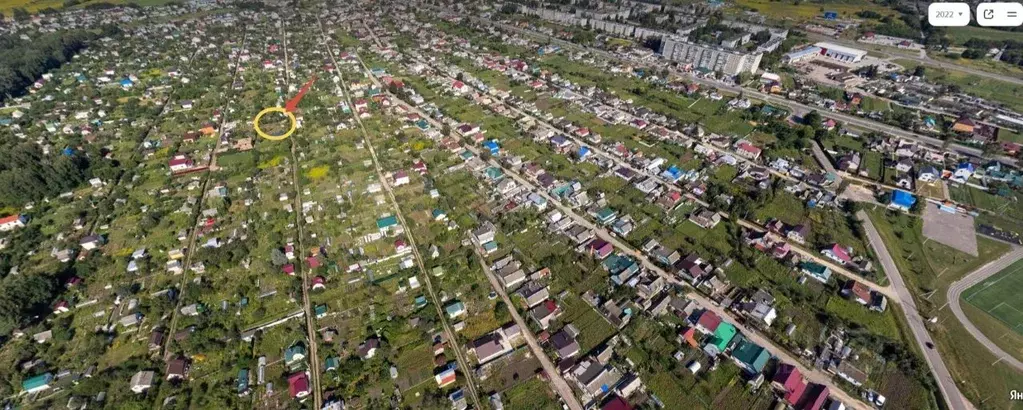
892,190,917,208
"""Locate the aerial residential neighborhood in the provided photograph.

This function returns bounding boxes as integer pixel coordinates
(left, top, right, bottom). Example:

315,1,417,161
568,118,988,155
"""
0,0,1021,409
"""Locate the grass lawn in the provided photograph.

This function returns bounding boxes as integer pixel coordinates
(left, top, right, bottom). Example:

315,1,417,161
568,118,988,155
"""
558,294,617,353
916,182,944,200
824,296,901,339
922,65,1023,112
949,184,1023,220
866,208,1009,309
1001,128,1023,144
976,212,1023,237
946,25,1023,46
502,377,560,410
860,95,890,112
730,0,896,23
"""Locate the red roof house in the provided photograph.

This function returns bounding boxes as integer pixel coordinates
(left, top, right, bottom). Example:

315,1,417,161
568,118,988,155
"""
772,364,807,405
798,384,830,410
821,243,852,265
288,372,310,398
842,280,872,305
692,310,722,334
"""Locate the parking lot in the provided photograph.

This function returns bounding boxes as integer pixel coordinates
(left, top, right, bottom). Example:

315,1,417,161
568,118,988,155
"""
921,202,978,256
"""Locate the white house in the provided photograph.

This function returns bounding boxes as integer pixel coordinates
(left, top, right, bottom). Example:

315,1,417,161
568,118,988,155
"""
130,368,154,390
0,214,27,231
917,166,939,183
951,163,974,183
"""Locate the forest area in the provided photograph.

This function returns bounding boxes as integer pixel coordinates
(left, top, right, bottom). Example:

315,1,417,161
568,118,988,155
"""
0,30,98,102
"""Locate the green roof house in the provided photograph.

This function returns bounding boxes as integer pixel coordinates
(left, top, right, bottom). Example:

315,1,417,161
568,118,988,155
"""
800,261,832,283
444,301,466,319
314,304,328,319
285,343,307,366
237,369,250,393
484,167,504,181
593,207,618,225
377,215,399,234
325,356,340,372
730,337,771,374
704,322,737,356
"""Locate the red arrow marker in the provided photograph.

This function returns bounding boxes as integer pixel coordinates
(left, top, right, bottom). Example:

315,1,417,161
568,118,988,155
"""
284,76,317,113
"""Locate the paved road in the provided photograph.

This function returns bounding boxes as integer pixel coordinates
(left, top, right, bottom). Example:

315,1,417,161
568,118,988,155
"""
359,24,580,408
857,210,972,410
478,19,1015,164
488,145,873,410
947,246,1023,372
473,247,585,410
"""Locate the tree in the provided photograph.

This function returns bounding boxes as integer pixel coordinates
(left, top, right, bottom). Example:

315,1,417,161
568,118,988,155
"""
736,71,752,85
912,65,926,77
751,30,771,45
270,248,288,266
11,8,29,21
802,110,821,128
981,142,1001,159
910,197,924,214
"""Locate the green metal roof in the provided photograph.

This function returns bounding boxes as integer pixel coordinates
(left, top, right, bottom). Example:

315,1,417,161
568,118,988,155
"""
731,338,770,373
709,322,737,352
22,373,52,391
376,215,398,229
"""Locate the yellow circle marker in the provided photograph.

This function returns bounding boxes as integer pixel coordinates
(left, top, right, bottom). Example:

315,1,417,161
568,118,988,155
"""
254,107,297,141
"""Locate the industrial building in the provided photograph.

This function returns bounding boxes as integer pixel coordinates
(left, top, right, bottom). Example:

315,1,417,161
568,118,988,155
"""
815,42,867,64
660,36,763,75
782,46,822,64
783,42,867,65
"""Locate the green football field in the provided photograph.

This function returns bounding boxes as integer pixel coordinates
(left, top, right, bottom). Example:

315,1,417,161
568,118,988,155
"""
963,259,1023,335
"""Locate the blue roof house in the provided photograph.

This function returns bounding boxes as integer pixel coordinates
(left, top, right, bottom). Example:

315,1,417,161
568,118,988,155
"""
661,165,683,182
889,190,917,211
482,140,500,156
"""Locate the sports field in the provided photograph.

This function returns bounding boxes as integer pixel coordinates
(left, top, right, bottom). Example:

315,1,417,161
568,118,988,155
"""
963,259,1023,335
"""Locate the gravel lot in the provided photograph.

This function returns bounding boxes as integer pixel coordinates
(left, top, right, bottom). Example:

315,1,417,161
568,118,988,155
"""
921,202,978,256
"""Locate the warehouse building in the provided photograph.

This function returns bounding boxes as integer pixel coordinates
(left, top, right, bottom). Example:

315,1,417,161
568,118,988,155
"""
782,46,822,64
815,42,867,63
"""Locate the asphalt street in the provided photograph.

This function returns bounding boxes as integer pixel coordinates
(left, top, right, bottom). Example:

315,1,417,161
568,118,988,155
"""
857,210,972,410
